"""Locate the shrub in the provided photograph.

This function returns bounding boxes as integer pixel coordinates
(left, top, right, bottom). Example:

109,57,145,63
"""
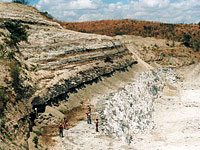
0,120,5,128
182,34,191,47
4,20,28,48
33,130,42,136
33,136,38,148
59,109,67,114
40,11,54,20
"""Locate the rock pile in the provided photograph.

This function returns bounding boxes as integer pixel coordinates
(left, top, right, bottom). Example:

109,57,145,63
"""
101,68,177,144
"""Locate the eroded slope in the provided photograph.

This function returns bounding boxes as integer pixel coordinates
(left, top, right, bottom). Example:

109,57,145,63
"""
0,2,135,149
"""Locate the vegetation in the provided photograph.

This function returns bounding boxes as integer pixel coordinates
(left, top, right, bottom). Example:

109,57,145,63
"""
33,136,39,148
0,120,5,128
59,19,200,52
0,89,8,114
33,130,42,136
0,20,29,101
3,20,28,48
59,109,67,114
9,61,22,96
12,0,29,5
40,11,54,20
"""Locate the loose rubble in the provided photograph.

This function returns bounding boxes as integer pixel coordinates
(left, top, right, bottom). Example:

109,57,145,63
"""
100,68,177,144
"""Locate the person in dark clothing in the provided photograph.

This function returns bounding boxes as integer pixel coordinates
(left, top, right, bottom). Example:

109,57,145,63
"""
95,119,99,132
88,105,91,113
59,123,64,137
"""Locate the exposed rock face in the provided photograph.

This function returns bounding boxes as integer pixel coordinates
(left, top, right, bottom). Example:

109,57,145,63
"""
0,2,135,149
1,3,135,106
100,68,177,144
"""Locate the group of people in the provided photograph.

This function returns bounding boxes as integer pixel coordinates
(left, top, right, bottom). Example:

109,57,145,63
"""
58,104,99,138
86,105,99,132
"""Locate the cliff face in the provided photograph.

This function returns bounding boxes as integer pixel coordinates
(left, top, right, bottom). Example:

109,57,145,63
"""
0,2,135,149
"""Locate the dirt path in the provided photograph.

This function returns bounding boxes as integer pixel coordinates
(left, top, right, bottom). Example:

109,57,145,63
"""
50,120,134,150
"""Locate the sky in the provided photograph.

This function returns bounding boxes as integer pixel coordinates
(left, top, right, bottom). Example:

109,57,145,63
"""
0,0,200,23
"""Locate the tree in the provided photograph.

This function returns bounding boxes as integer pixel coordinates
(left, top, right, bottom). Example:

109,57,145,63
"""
12,0,29,5
40,11,54,20
198,22,200,29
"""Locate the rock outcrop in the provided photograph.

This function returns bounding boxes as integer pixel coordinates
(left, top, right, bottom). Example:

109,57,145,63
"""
100,68,177,144
0,2,136,149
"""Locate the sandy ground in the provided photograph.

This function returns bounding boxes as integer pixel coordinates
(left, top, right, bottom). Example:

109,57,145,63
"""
50,121,134,150
132,89,200,150
49,64,200,150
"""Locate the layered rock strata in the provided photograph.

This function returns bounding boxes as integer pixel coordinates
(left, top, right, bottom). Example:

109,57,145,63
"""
0,2,136,149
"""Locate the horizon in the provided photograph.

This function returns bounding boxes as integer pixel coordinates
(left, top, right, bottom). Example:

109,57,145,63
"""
0,0,199,24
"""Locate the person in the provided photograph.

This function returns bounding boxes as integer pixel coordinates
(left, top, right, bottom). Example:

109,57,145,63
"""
35,108,38,118
86,112,91,124
64,117,68,129
95,119,99,132
59,123,64,137
88,105,91,113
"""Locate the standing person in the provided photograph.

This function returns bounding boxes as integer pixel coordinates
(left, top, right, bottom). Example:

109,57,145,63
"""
86,112,91,124
88,105,91,113
95,119,99,132
64,117,68,129
59,123,64,137
35,108,38,118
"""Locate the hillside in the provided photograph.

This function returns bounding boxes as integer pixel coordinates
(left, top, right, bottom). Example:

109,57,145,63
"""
60,19,200,51
0,2,200,150
0,2,135,150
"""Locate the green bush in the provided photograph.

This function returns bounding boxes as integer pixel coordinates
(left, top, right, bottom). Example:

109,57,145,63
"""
59,109,67,114
0,120,5,128
33,136,38,148
4,20,28,48
33,130,42,136
7,136,13,142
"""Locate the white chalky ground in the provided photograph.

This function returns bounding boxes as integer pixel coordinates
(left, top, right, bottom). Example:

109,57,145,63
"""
50,68,200,150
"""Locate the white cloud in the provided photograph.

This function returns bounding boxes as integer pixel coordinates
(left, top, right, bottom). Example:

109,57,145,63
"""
0,0,199,23
0,0,11,2
69,0,97,9
139,0,170,8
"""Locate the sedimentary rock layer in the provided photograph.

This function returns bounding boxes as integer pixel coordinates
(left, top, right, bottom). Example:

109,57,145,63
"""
0,3,135,149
